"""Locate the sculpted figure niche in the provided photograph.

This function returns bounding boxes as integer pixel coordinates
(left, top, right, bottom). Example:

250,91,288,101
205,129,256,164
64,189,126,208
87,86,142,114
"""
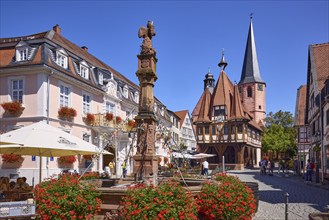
138,21,156,55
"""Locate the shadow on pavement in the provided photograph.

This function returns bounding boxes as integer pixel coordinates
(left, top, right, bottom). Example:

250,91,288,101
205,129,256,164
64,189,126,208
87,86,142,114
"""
228,170,329,212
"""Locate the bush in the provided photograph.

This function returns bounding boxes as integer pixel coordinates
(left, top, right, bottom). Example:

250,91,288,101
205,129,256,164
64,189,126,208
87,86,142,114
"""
34,174,101,220
197,173,256,220
120,180,198,220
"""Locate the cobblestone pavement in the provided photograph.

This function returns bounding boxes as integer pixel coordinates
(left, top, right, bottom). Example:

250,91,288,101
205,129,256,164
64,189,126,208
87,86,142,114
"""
227,169,329,220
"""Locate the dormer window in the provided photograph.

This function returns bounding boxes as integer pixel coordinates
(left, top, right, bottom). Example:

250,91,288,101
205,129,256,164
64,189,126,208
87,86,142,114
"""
134,91,139,103
99,72,103,85
80,65,89,79
16,47,28,61
123,85,128,98
56,52,67,68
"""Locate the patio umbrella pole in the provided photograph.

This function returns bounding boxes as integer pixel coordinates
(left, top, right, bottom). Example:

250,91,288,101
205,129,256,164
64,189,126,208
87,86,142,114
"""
39,156,42,184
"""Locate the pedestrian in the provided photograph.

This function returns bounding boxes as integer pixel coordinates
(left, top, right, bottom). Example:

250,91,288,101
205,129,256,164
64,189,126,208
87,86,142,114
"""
268,160,274,176
121,160,127,178
109,161,114,176
305,159,312,181
202,159,209,176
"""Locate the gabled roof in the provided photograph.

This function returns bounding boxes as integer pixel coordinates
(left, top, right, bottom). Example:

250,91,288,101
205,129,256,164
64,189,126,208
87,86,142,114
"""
194,88,212,123
239,19,264,85
212,70,234,114
174,110,188,128
294,85,307,126
310,43,329,92
229,84,249,121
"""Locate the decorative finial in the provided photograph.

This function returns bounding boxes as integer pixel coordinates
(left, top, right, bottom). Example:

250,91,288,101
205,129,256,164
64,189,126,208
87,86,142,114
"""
208,67,211,73
218,48,228,70
250,13,253,20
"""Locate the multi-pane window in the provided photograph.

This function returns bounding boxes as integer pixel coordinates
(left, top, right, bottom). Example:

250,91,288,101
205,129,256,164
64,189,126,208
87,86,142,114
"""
98,72,103,85
11,79,23,102
106,102,115,113
80,65,89,79
83,94,91,113
204,126,209,134
17,48,28,61
56,53,67,68
223,125,228,134
60,85,70,107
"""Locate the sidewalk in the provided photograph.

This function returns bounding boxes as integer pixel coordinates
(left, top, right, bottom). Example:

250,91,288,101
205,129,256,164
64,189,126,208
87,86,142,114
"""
274,170,329,191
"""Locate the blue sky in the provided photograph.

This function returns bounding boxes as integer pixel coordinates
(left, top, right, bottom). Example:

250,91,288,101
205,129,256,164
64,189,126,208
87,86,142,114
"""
1,1,328,116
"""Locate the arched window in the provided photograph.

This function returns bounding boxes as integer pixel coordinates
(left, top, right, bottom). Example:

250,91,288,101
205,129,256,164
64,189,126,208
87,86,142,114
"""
247,87,252,97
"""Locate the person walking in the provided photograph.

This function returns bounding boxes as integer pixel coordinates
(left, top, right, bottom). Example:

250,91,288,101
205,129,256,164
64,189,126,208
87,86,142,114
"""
202,160,209,176
306,159,312,181
268,160,274,176
121,160,127,178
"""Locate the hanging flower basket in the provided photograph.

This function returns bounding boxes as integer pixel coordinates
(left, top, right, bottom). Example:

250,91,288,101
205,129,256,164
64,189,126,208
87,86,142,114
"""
116,116,122,124
1,101,24,115
1,154,24,163
83,155,93,161
105,112,114,121
58,156,77,164
58,106,77,121
84,113,95,125
158,157,162,164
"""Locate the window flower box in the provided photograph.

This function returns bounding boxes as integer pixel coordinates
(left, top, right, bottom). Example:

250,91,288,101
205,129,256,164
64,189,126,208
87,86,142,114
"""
58,106,77,121
105,112,113,121
116,116,122,124
127,119,136,128
1,101,25,116
84,113,95,125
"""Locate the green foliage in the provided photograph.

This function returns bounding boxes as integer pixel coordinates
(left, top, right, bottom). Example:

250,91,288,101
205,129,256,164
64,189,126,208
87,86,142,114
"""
34,174,101,220
120,180,198,219
197,173,256,220
262,111,297,157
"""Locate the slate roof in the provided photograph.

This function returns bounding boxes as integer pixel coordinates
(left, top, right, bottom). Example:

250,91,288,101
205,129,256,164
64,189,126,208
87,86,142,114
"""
239,19,264,85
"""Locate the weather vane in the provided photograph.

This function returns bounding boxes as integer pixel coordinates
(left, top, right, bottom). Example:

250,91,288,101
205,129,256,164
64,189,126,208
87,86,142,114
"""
250,13,254,19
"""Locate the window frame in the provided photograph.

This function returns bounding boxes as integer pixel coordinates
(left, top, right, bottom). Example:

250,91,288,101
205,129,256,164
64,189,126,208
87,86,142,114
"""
59,82,72,107
82,92,92,114
247,86,252,97
56,51,68,69
16,47,28,62
9,77,24,103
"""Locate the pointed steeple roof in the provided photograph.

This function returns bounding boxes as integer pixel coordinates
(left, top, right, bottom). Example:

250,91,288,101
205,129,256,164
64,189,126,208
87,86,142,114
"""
194,88,212,123
239,18,264,84
229,84,249,121
212,70,234,114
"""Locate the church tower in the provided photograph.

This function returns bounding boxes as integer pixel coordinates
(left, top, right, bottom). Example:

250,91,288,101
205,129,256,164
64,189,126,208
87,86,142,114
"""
238,17,266,126
203,68,215,93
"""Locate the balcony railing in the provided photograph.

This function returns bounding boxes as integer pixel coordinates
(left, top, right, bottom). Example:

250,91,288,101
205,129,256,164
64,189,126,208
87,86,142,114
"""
91,113,134,132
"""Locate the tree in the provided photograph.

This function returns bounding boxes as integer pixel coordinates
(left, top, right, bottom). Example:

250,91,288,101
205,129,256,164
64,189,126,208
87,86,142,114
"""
262,111,297,159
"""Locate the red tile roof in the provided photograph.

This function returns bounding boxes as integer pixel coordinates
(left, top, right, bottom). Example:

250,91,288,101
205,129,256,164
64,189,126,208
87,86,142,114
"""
312,43,329,92
174,110,188,128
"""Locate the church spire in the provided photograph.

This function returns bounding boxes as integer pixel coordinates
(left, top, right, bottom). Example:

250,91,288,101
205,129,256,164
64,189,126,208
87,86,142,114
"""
239,17,264,84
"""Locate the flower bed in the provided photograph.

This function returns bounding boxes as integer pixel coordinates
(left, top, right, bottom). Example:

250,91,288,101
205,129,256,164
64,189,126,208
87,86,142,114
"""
34,174,101,219
197,173,257,220
120,180,198,219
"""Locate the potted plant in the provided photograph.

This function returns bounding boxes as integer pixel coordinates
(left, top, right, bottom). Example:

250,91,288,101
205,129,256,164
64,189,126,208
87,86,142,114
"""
105,112,114,121
120,180,198,219
58,106,77,121
84,113,95,125
1,154,24,163
1,101,24,115
34,174,102,219
158,157,162,164
58,155,77,164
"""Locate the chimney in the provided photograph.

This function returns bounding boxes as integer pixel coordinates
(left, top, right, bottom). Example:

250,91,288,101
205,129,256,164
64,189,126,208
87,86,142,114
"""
81,46,88,52
53,24,62,35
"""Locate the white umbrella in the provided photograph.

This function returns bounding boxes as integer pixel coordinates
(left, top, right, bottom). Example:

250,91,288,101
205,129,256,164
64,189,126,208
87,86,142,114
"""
191,153,217,159
0,121,111,183
171,152,194,159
